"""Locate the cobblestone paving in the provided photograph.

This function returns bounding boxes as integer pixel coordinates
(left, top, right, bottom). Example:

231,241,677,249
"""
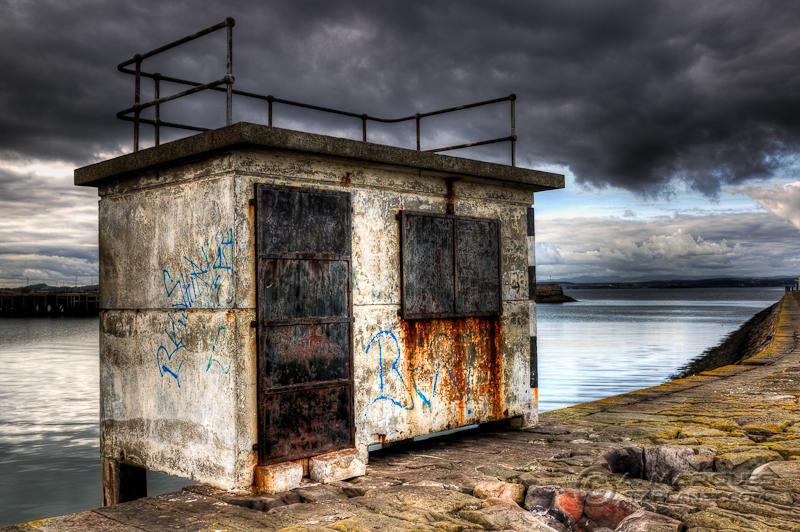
8,293,800,531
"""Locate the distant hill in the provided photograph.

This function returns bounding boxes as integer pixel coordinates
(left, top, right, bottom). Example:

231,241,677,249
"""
0,284,99,294
557,277,796,289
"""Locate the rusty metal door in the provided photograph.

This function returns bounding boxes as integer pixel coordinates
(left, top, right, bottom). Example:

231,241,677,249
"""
255,184,353,465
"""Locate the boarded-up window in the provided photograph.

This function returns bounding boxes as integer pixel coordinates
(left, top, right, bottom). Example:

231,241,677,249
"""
400,211,501,319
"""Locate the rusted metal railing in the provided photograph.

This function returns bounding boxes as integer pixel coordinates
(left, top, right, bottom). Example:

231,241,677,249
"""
118,17,517,165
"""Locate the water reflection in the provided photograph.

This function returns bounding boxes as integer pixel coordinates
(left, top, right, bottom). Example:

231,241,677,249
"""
0,318,189,526
537,287,785,412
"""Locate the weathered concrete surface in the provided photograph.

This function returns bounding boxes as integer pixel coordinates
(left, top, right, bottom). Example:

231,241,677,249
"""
90,135,550,490
95,157,256,490
253,462,303,494
74,123,565,191
12,292,800,530
229,151,538,451
309,449,367,484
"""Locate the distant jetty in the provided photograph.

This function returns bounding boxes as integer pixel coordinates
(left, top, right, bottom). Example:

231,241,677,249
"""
0,284,99,317
534,283,577,303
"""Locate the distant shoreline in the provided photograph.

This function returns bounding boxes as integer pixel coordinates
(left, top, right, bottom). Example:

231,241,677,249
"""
555,276,796,289
0,286,99,317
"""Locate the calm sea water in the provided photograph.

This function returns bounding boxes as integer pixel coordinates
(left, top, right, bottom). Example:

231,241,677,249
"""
537,287,785,412
0,318,189,527
0,287,785,525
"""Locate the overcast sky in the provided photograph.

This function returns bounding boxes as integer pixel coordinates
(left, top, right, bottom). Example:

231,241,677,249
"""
1,0,800,286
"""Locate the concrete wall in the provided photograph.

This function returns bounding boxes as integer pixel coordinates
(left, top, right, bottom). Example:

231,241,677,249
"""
232,149,535,456
98,156,256,490
97,147,536,490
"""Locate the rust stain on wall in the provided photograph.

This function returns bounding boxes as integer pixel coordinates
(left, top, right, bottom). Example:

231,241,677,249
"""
247,198,255,227
399,317,504,426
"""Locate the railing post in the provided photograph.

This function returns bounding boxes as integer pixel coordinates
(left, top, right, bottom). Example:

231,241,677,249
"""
361,114,367,142
134,55,142,152
154,73,161,146
509,93,516,167
226,17,235,126
415,114,421,151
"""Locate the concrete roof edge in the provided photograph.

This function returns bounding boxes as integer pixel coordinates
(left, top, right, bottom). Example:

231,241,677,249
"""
74,123,565,191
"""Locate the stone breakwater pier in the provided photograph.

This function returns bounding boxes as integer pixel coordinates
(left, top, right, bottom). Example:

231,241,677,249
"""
8,292,800,531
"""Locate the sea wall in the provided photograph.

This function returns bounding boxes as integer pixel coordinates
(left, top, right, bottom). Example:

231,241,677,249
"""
674,299,781,377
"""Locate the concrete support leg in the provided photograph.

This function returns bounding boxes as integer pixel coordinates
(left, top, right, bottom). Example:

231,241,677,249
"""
523,388,539,428
102,457,147,506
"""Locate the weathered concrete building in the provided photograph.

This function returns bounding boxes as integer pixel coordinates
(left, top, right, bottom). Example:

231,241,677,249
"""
75,123,562,499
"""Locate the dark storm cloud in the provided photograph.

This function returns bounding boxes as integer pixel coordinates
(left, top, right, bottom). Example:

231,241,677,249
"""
0,163,97,285
0,245,97,262
1,0,799,195
0,168,93,206
536,211,800,282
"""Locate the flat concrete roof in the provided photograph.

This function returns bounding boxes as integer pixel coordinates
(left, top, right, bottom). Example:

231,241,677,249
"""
74,122,564,191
